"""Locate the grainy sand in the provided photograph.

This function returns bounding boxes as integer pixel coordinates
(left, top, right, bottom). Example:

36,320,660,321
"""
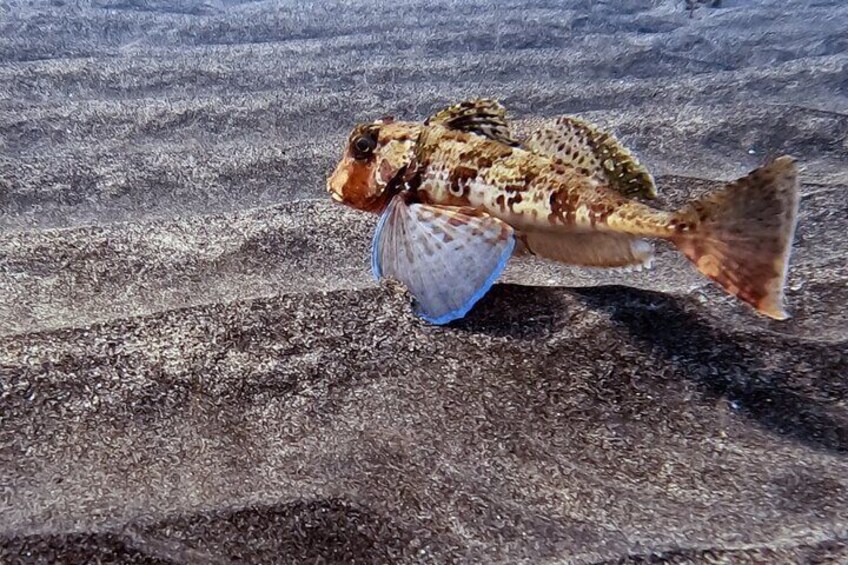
1,1,847,563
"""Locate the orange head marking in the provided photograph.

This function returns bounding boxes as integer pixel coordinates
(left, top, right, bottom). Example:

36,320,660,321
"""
327,118,421,213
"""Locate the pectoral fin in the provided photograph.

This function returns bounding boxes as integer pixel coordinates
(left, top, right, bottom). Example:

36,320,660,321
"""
372,196,516,324
517,230,654,268
524,116,657,200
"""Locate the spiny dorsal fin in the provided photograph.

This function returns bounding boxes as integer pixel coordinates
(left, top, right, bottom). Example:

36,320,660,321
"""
425,98,520,146
524,116,657,199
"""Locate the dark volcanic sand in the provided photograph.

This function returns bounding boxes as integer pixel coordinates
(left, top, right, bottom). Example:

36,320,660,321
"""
1,1,847,563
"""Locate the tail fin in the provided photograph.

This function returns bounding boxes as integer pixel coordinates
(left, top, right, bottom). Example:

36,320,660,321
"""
672,156,800,320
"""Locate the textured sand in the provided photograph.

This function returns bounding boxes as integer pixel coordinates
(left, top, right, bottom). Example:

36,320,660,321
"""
1,1,847,563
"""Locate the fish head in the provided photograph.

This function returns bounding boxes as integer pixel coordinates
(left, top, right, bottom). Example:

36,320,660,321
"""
327,117,421,213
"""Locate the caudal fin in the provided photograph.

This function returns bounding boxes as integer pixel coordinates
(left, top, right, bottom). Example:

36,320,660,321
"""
672,156,800,320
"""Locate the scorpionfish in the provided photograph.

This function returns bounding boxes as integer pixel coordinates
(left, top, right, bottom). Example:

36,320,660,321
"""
327,99,799,325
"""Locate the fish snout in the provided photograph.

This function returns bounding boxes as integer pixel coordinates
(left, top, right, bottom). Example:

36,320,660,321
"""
327,164,350,203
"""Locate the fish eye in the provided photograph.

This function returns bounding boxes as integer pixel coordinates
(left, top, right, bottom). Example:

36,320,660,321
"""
352,134,377,159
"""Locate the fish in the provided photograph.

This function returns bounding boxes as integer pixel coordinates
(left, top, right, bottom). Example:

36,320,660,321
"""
327,98,800,325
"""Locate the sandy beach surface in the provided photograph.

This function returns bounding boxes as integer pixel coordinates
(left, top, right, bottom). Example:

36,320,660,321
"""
1,0,847,563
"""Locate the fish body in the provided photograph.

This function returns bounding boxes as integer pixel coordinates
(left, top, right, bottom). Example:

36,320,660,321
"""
410,122,674,236
328,99,799,324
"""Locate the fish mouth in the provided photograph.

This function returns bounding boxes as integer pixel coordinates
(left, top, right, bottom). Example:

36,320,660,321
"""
326,177,345,203
327,165,351,204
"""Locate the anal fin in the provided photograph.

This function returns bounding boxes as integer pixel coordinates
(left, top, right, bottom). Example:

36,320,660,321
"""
517,230,654,268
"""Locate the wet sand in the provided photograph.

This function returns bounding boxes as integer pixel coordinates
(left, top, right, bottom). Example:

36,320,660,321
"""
1,1,847,563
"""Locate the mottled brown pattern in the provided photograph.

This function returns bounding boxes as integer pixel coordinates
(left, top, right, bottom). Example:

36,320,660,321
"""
334,158,384,212
677,235,776,312
524,115,657,199
377,158,398,186
588,197,624,227
521,166,541,187
328,121,422,212
506,192,523,213
475,155,494,169
548,190,577,226
448,165,478,196
424,98,520,146
331,99,799,320
671,156,799,319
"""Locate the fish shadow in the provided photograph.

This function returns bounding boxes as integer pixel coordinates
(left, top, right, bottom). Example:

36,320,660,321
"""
460,283,848,454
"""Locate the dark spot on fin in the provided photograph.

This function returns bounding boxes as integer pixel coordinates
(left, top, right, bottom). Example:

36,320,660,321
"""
425,98,520,146
524,115,657,200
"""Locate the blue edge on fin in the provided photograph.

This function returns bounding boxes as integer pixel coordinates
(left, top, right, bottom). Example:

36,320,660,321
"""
371,204,515,326
370,205,390,280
